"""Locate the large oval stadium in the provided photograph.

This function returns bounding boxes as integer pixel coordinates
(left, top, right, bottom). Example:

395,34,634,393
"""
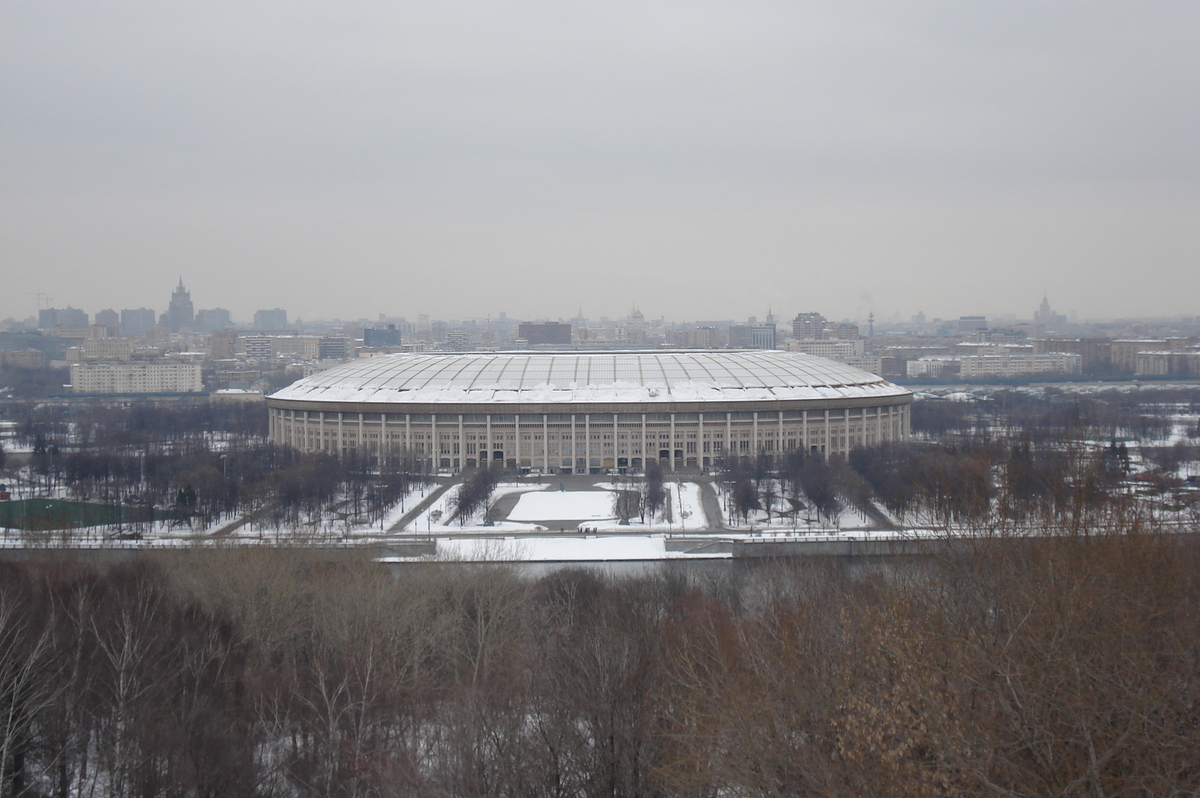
266,351,912,473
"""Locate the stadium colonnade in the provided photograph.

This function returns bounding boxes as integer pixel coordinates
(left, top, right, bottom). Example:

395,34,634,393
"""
266,351,913,473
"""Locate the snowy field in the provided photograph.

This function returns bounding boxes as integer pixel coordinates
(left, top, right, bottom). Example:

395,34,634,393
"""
403,482,711,534
509,491,614,521
587,481,709,532
403,482,552,533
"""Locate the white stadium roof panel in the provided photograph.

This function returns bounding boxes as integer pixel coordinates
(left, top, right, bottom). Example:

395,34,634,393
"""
270,351,909,405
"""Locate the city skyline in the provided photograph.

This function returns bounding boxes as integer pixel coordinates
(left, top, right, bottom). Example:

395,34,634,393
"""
3,2,1197,322
5,278,1190,331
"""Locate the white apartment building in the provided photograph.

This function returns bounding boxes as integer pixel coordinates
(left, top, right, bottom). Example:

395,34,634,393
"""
240,334,320,361
785,339,865,358
907,357,959,378
958,352,1082,379
242,335,274,360
1135,351,1200,377
65,337,136,363
70,363,203,394
832,355,884,376
269,335,321,359
238,333,319,357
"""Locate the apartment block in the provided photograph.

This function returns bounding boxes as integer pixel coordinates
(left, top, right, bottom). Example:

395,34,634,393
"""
70,363,203,394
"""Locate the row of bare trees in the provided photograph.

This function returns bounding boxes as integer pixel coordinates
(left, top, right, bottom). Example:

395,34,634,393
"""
912,386,1200,442
15,441,429,534
710,431,1194,531
2,526,1198,797
611,460,668,525
454,467,500,524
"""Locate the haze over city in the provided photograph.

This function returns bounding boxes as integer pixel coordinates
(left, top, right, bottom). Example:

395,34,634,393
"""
3,1,1198,323
5,5,1200,794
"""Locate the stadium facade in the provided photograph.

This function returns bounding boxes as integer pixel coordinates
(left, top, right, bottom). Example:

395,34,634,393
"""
266,351,912,473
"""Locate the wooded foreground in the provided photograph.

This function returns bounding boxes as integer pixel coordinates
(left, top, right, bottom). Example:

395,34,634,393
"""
1,527,1198,798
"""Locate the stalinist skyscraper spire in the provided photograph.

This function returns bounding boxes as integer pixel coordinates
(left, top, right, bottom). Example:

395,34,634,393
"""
166,277,194,332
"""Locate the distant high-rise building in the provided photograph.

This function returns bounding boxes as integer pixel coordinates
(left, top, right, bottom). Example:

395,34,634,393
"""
686,327,719,348
751,323,777,350
67,337,135,362
729,324,777,349
196,308,232,332
792,312,826,340
209,330,237,359
94,309,119,328
243,335,273,360
318,335,353,360
120,308,157,336
363,324,402,348
728,325,754,348
831,322,859,340
518,321,572,346
957,316,988,334
166,278,194,332
254,308,288,330
39,307,88,328
1033,295,1067,328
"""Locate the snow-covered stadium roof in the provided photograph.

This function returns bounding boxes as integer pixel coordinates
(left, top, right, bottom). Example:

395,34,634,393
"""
270,351,911,406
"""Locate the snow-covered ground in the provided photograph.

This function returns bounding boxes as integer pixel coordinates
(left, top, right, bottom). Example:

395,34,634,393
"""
403,482,552,533
562,481,710,533
509,491,613,521
0,421,32,453
711,479,878,532
669,482,707,530
1167,416,1200,446
423,534,728,563
403,481,713,535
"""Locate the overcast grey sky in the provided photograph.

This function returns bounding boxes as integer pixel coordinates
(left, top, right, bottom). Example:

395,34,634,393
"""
2,1,1197,325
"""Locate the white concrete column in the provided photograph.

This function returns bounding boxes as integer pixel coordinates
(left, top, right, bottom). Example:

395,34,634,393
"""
337,412,345,457
584,414,591,473
571,414,577,473
613,413,618,469
458,414,464,470
380,412,387,463
725,412,732,462
544,415,550,472
670,413,676,472
641,413,647,470
431,413,437,467
778,410,784,459
752,411,758,460
485,414,492,466
824,409,830,455
801,409,807,453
